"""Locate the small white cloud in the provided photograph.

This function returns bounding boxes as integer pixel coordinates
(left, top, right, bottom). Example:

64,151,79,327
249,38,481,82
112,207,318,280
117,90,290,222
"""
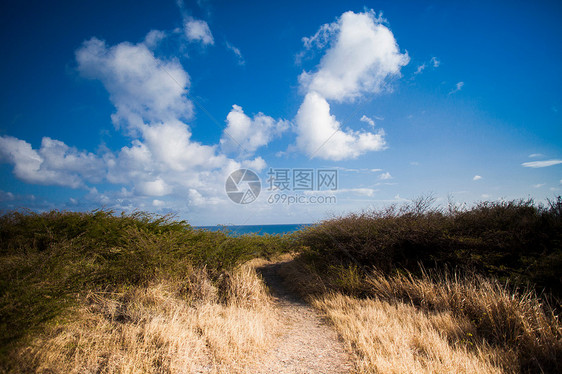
360,115,376,127
379,172,393,180
473,175,482,181
533,183,545,188
410,161,419,166
449,81,464,95
430,56,440,67
152,199,165,207
371,168,383,172
522,159,562,168
184,17,214,45
221,104,289,156
225,42,245,65
414,63,426,75
528,153,545,158
481,194,491,199
144,30,166,49
138,178,171,196
0,190,15,201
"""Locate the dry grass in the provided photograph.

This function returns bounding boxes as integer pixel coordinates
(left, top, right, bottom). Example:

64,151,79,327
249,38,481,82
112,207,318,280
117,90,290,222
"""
280,259,562,373
364,270,562,373
313,293,506,374
13,260,278,373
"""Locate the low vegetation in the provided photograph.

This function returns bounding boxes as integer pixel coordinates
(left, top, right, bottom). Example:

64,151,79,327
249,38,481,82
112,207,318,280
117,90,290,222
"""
1,198,561,373
285,197,562,373
0,210,291,372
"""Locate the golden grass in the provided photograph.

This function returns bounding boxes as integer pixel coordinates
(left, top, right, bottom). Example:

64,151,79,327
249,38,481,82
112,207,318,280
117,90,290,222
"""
14,260,278,373
313,293,506,373
280,259,562,373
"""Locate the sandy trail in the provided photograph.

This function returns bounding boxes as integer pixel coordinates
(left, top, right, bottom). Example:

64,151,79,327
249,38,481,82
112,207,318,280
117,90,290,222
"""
251,261,354,374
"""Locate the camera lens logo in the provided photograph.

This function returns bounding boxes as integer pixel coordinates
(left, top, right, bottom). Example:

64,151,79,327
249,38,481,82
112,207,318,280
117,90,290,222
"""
225,169,261,204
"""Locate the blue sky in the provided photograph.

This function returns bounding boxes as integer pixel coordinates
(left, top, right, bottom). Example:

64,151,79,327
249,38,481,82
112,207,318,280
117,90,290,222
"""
1,0,561,225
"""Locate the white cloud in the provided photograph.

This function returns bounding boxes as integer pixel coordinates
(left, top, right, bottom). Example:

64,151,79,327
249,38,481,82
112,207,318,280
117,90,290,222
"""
533,183,545,188
225,42,245,65
295,92,386,160
449,81,464,95
473,175,482,181
379,171,393,180
528,153,545,158
0,31,273,216
414,63,426,75
302,22,339,50
360,115,376,127
184,17,214,45
305,187,377,197
76,37,193,130
294,10,407,160
0,190,15,201
522,159,562,168
298,11,409,102
144,30,166,49
138,178,171,197
430,56,440,67
0,136,104,188
221,105,289,156
241,156,267,172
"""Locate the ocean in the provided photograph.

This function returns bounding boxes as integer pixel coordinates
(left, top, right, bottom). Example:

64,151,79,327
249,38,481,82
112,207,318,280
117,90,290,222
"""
195,223,312,236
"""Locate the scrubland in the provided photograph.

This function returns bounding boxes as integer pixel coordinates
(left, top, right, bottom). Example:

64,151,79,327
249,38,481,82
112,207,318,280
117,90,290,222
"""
1,198,561,373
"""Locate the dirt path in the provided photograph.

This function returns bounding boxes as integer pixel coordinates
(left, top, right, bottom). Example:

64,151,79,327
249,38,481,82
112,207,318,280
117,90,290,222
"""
252,262,354,374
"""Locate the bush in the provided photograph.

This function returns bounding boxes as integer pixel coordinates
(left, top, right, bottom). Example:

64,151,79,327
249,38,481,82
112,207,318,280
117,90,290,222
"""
297,198,562,297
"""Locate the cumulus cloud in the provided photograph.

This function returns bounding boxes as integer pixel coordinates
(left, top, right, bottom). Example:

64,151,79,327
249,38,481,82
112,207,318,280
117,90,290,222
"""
294,10,408,160
298,11,409,101
295,92,386,160
221,105,289,156
144,30,167,49
0,136,104,188
76,37,193,131
1,30,270,211
522,159,562,168
473,175,482,181
184,17,214,45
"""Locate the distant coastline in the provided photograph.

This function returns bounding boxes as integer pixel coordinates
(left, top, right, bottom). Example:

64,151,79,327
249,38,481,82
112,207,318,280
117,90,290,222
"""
195,223,312,235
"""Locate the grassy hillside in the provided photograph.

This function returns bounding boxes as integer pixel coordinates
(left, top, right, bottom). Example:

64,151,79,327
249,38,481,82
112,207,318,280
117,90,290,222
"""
1,199,561,373
0,210,292,372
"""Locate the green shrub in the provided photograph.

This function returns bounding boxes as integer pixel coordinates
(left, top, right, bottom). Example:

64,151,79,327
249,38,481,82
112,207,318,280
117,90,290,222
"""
0,209,293,361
